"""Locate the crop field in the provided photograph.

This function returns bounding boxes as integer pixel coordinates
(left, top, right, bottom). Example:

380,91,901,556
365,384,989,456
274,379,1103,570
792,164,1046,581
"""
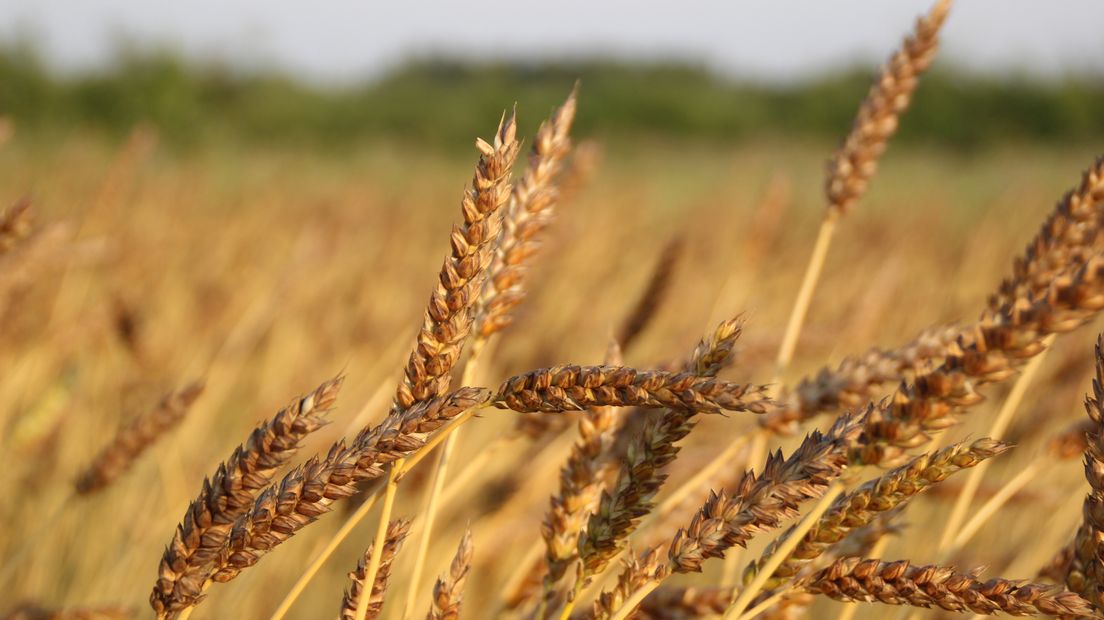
4,3,1104,620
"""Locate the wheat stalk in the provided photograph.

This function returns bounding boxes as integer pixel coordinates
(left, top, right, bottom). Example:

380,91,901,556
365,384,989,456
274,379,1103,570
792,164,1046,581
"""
937,335,1054,550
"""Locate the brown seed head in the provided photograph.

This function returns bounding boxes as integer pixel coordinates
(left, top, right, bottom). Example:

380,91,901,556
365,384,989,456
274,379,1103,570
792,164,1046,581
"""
341,519,411,620
0,196,33,255
1067,335,1104,610
428,530,473,620
808,557,1098,617
493,365,771,415
393,110,521,414
747,438,1011,590
77,381,204,495
475,88,578,340
150,377,340,615
826,0,950,215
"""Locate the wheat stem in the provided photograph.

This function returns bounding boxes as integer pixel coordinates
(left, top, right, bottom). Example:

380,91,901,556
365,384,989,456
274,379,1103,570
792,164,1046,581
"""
360,465,400,614
608,580,662,620
775,216,838,375
938,335,1054,550
658,435,750,518
400,350,485,619
734,587,792,620
950,461,1041,552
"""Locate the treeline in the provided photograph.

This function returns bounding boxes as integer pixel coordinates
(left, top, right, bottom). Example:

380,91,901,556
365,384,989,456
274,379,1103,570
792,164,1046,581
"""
1,47,1102,150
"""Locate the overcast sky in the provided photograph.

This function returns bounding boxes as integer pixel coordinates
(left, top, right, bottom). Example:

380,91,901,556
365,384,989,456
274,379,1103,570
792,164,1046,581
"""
2,1,1103,82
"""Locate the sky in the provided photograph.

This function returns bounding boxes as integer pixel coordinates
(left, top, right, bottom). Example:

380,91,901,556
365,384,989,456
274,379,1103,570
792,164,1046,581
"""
1,1,1103,82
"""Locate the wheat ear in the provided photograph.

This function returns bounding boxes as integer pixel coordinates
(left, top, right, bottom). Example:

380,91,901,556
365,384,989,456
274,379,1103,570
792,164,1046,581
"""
342,519,411,620
1067,335,1104,610
762,323,963,435
503,318,742,614
76,381,204,496
362,108,520,608
150,377,339,616
493,365,770,415
0,196,32,255
166,389,487,617
853,254,1104,467
807,557,1097,617
825,0,950,215
745,438,1010,592
401,89,579,619
616,236,684,353
588,414,860,620
473,87,578,341
427,530,473,620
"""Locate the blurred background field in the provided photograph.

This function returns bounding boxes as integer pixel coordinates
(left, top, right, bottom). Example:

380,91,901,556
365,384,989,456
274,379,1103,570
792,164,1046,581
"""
3,5,1104,618
4,47,1104,150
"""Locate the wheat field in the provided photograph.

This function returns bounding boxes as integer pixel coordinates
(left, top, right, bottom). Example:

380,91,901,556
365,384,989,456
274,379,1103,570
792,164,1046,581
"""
4,4,1104,620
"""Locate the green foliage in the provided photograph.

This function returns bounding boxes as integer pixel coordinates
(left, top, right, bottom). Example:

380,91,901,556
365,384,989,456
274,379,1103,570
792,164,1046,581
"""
1,46,1102,150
